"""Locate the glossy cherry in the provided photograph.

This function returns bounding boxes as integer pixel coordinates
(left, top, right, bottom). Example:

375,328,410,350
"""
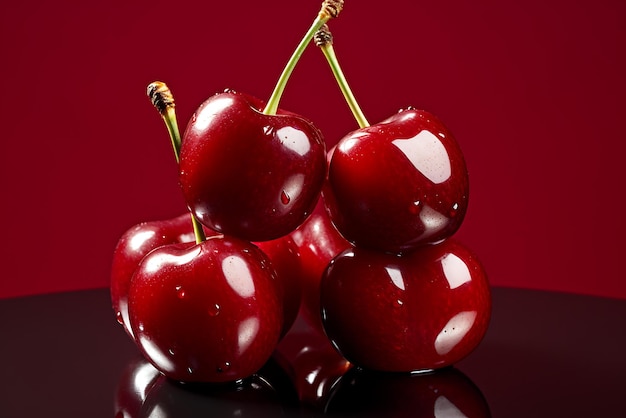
110,213,217,339
177,2,345,243
275,319,351,408
179,90,327,242
128,235,283,383
320,239,491,372
254,233,302,336
111,211,301,339
323,108,469,253
312,25,470,253
289,199,351,331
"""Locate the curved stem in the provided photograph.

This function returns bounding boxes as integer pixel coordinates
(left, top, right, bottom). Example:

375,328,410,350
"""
314,25,369,128
319,43,369,128
263,16,328,116
263,0,344,115
147,81,207,244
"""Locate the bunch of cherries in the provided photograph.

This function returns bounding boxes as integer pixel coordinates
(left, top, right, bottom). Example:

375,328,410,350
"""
110,0,491,388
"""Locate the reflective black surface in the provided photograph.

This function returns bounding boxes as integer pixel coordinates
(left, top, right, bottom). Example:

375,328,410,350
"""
1,287,625,417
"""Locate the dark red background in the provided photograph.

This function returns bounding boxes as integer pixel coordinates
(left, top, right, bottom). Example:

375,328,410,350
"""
1,0,624,300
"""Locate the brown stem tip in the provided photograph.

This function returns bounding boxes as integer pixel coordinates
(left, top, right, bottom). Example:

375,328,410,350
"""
147,81,174,115
320,0,344,20
314,24,333,47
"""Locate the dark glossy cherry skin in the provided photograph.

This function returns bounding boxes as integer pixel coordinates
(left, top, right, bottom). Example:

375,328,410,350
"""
254,234,302,336
275,320,351,408
289,199,352,331
320,239,491,372
179,90,327,242
110,214,213,339
111,213,301,339
128,236,283,383
324,367,491,417
323,108,469,253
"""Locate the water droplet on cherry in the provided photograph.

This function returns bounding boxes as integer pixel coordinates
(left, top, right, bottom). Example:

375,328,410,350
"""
216,361,231,373
175,285,186,299
449,203,459,217
115,311,124,325
281,190,291,205
409,200,422,215
223,88,236,94
208,303,221,317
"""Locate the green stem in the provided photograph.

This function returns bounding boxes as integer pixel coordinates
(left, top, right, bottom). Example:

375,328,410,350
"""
263,15,330,116
162,108,182,163
319,42,369,128
147,82,207,244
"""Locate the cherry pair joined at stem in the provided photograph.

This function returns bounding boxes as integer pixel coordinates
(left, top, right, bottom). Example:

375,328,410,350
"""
113,0,346,384
311,25,490,373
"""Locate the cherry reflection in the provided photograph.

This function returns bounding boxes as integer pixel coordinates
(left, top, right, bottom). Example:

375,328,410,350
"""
114,355,298,418
324,367,491,417
115,334,490,417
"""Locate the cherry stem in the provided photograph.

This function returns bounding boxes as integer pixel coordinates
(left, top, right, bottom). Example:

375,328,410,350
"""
263,0,344,116
314,25,369,128
147,81,207,244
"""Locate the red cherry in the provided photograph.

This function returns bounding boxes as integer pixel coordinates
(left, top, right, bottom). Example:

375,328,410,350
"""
320,239,491,372
324,367,490,417
110,214,218,339
112,212,301,339
179,90,327,242
324,109,469,253
128,236,283,383
177,1,346,242
275,322,351,408
290,199,352,331
255,235,302,336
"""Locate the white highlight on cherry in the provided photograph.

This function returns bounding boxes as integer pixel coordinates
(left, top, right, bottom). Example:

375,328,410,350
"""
434,311,477,355
237,316,260,354
143,246,201,274
137,335,176,374
280,173,306,205
434,395,468,418
385,266,406,291
194,95,233,132
441,253,472,290
276,126,311,156
222,255,256,298
392,130,451,184
338,131,368,153
129,230,156,251
418,205,449,239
